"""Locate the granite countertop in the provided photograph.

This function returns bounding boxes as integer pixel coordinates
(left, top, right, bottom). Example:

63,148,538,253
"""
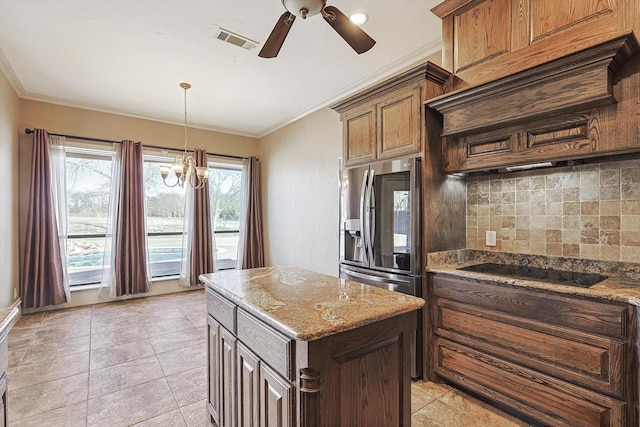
427,250,640,306
199,266,425,341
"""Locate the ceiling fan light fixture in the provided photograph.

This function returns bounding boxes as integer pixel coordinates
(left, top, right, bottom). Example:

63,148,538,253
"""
282,0,326,18
349,12,367,26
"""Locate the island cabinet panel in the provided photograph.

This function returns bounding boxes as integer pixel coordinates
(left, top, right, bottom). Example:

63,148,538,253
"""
221,327,237,427
237,343,260,427
428,274,637,426
307,312,414,427
260,364,293,427
208,316,221,426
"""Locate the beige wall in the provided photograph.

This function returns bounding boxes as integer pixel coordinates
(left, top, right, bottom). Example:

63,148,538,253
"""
0,68,21,307
466,159,640,262
20,99,259,156
259,107,342,276
18,100,259,307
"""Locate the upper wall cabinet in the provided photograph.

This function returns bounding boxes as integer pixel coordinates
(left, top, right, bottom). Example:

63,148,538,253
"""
432,0,640,90
332,62,450,167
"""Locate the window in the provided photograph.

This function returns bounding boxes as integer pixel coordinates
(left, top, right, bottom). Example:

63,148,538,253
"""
61,143,244,286
65,146,114,286
143,155,186,278
208,162,243,270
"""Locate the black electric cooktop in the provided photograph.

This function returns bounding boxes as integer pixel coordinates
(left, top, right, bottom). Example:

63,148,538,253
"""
457,263,607,288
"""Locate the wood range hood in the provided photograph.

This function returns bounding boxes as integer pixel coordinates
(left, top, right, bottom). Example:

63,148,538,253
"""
427,32,640,139
426,31,640,173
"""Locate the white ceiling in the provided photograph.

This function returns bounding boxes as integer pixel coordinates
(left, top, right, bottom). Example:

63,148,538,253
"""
0,0,443,138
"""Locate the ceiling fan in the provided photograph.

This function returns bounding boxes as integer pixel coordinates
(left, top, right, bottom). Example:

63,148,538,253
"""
258,0,376,58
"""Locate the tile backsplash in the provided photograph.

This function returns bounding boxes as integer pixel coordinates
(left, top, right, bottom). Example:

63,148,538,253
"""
466,158,640,262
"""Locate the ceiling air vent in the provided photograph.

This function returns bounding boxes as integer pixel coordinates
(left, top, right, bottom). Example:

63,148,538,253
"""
216,29,258,51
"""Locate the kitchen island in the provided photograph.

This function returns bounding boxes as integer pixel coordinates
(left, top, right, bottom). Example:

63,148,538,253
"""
200,266,424,427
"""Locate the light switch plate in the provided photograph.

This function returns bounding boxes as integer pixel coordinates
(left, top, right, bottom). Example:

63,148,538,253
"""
486,230,497,246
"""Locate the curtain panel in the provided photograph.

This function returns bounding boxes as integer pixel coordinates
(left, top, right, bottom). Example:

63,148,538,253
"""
181,149,214,286
240,156,264,269
113,140,149,296
22,129,68,309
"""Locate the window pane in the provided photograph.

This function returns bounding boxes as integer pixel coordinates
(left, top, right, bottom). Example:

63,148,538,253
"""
209,166,242,269
144,159,185,277
216,232,239,270
147,234,183,278
66,153,113,286
209,167,242,232
66,155,111,235
67,236,107,286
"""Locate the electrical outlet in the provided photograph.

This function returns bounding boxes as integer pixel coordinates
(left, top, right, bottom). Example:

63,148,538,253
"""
486,230,497,246
13,287,18,300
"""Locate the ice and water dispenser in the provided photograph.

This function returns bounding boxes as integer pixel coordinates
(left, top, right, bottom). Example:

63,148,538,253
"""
343,219,364,263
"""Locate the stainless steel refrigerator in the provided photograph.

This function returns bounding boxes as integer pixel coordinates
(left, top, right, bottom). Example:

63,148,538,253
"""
339,157,422,377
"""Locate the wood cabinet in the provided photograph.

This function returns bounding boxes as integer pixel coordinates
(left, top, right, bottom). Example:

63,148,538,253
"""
427,31,640,173
432,0,640,90
237,343,260,427
205,283,417,426
428,274,638,426
208,316,221,425
260,364,293,427
332,62,450,167
334,61,468,259
429,0,640,173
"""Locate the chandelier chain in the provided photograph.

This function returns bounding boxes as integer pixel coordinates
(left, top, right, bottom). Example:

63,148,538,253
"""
183,85,188,151
159,82,208,190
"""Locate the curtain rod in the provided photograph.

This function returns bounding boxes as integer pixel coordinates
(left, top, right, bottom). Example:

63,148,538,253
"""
24,128,248,161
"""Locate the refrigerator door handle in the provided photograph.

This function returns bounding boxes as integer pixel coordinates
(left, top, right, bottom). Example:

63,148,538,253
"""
343,268,409,287
368,169,376,264
364,169,374,265
359,169,369,264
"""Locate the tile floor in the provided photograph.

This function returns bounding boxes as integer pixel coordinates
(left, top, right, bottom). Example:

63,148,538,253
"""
7,289,528,426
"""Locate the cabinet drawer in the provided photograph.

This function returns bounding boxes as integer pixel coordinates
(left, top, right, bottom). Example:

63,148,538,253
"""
434,298,625,398
434,337,627,427
433,275,628,339
207,288,236,334
237,309,293,380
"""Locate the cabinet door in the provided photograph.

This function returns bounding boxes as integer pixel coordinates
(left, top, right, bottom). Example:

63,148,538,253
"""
260,364,293,427
434,0,629,89
343,104,376,166
377,86,422,160
207,315,221,426
220,327,237,427
237,342,260,427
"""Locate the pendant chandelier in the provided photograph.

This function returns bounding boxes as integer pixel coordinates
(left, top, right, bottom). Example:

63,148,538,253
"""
159,82,209,189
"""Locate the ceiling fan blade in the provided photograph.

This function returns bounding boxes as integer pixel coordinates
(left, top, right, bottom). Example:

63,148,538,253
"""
258,12,296,58
322,5,376,54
